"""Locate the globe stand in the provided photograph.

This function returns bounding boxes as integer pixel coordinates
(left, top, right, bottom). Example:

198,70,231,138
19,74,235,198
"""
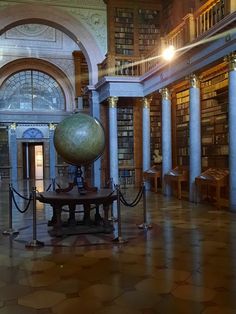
74,166,86,195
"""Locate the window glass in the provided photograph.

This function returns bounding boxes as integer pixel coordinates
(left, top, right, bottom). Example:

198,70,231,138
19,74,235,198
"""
0,70,65,111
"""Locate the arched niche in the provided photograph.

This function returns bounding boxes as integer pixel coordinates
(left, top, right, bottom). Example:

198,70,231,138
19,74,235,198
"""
0,3,105,85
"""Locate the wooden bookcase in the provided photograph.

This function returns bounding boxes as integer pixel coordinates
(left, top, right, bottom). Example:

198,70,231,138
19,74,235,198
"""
138,9,160,54
175,89,190,166
150,94,162,164
200,70,228,169
108,1,161,58
117,106,135,186
114,8,134,56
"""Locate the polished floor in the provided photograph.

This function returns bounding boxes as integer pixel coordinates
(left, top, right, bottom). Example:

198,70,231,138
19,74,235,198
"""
0,178,236,314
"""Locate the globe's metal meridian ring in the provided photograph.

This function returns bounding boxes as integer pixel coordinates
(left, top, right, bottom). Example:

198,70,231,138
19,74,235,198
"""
53,113,105,165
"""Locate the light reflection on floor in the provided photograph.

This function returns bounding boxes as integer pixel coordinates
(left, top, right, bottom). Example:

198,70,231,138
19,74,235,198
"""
0,178,235,314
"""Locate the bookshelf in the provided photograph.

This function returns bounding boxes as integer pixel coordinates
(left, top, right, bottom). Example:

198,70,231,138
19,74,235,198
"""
138,9,160,54
117,106,135,186
201,71,228,169
110,2,161,58
114,8,134,56
175,89,190,166
150,94,162,164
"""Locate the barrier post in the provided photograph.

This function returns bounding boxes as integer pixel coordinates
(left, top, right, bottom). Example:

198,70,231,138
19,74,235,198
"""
138,183,152,230
25,187,44,248
2,184,19,236
112,185,127,243
108,178,117,222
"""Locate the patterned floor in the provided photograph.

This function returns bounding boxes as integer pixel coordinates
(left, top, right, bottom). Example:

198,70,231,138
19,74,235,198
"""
0,179,236,313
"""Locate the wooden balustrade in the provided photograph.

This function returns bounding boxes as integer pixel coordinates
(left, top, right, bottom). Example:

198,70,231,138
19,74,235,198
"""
98,55,142,77
194,0,226,37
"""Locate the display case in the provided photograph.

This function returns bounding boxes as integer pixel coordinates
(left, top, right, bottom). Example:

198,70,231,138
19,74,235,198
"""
195,168,229,209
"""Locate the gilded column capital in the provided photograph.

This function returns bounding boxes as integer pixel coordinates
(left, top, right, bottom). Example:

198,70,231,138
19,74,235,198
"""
108,96,118,108
142,96,152,108
226,52,236,71
49,123,56,130
189,74,200,88
9,123,16,130
159,88,170,100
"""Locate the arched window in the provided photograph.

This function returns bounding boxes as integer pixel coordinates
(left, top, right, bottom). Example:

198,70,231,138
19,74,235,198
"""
0,70,65,111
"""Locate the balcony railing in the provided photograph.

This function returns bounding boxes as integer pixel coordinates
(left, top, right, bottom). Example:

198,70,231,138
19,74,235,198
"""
98,55,142,79
98,0,234,79
195,0,225,37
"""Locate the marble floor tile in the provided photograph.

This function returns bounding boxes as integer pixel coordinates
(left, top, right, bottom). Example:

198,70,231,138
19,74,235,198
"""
0,180,236,313
18,290,66,309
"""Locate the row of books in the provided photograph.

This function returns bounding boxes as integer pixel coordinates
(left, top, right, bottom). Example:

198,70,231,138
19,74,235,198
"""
115,10,133,18
201,72,228,87
202,145,228,155
176,96,189,105
115,28,133,34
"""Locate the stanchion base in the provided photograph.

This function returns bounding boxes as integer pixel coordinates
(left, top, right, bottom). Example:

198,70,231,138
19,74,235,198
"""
137,223,153,230
2,229,19,236
108,216,118,222
25,240,45,248
112,236,128,244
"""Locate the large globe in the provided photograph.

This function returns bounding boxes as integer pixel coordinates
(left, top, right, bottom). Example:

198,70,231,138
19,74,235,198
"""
54,113,105,165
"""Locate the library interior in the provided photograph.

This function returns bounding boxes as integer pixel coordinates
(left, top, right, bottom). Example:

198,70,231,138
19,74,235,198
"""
0,0,236,313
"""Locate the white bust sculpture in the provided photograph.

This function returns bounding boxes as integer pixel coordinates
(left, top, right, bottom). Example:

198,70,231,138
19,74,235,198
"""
153,149,162,164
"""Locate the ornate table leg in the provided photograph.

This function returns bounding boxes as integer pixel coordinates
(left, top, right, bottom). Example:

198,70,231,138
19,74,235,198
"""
68,204,76,226
103,203,113,233
83,204,91,225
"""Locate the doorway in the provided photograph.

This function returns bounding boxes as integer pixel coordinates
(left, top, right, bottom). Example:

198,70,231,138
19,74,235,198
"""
23,142,44,179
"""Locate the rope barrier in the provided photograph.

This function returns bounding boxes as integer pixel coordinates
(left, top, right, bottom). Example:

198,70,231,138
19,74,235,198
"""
119,185,143,207
11,189,32,214
46,183,52,192
11,186,32,201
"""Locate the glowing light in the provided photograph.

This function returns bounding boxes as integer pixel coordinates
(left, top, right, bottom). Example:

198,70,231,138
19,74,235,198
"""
162,45,176,61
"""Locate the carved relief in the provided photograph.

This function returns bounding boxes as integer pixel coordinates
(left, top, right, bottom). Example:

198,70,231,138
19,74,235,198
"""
67,8,107,53
6,24,56,41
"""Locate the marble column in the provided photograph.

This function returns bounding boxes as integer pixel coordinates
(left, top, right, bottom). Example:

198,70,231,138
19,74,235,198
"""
108,96,119,186
49,123,56,180
142,97,151,189
160,88,172,196
228,53,236,211
108,96,119,218
189,74,201,202
8,123,17,184
90,90,102,188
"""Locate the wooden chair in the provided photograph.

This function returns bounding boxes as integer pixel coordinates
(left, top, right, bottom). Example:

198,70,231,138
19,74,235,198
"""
164,166,189,199
143,165,161,193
